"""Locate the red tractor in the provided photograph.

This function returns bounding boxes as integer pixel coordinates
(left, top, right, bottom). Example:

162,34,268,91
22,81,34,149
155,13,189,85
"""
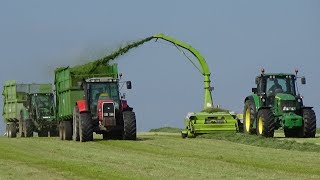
58,76,137,142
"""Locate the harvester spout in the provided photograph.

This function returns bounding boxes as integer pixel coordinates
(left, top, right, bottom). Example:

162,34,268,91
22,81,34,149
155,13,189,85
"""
152,33,214,109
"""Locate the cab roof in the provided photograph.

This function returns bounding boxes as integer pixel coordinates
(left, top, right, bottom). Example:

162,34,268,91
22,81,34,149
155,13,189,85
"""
262,73,295,77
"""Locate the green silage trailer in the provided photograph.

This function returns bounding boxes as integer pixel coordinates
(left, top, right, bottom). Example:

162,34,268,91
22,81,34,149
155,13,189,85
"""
2,80,57,138
55,63,137,142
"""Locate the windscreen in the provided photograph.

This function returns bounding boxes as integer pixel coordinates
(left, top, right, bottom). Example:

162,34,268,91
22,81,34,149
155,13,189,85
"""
89,82,120,115
34,94,55,117
266,76,296,96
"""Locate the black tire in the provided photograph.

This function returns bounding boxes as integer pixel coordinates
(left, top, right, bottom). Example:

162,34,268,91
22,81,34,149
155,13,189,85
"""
8,122,17,138
38,129,49,137
5,124,9,137
123,111,137,140
73,107,80,141
24,120,34,137
181,131,187,139
301,108,316,138
49,125,59,137
256,109,275,137
79,112,93,142
19,114,25,137
59,121,64,140
63,121,72,140
243,100,257,135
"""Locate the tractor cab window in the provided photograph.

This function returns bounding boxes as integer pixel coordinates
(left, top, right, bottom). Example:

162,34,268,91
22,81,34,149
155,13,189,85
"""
89,82,120,114
34,94,55,117
266,76,296,96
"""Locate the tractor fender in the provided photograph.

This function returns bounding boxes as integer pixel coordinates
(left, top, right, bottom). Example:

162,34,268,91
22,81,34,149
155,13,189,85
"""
244,95,260,111
76,100,89,113
258,106,272,111
301,106,313,109
121,100,128,110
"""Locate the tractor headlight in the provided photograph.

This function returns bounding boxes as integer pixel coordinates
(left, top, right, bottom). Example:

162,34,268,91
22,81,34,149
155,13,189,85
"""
282,107,296,111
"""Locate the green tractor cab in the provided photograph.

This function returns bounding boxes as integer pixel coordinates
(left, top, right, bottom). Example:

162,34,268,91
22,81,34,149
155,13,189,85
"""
243,69,316,138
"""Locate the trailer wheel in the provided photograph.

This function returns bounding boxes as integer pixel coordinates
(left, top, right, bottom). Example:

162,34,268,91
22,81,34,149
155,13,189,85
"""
59,121,64,140
256,109,275,137
243,100,257,135
79,112,93,142
63,121,72,140
123,111,137,140
301,108,316,138
5,124,9,137
19,116,25,137
24,120,33,137
8,122,17,138
73,107,80,141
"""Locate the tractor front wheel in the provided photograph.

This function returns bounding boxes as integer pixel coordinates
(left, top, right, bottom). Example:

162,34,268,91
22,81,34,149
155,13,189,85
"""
301,108,316,138
256,109,275,138
123,111,137,140
243,100,257,135
79,112,93,142
24,120,34,137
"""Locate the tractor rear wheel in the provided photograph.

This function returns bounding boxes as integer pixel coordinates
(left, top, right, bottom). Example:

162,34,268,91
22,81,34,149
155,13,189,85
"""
243,100,257,135
301,108,316,138
73,107,80,141
123,111,137,140
79,112,93,142
8,122,17,138
24,119,33,137
63,121,72,140
256,109,275,137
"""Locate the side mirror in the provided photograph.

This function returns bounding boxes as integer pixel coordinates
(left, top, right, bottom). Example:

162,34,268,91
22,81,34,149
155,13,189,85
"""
209,86,214,92
301,77,306,85
252,88,257,94
126,81,132,89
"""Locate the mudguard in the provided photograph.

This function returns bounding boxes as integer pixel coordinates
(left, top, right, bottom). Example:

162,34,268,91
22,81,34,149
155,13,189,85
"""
244,94,260,111
77,100,88,113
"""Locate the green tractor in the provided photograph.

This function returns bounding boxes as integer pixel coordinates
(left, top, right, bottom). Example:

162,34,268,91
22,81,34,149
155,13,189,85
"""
243,69,316,138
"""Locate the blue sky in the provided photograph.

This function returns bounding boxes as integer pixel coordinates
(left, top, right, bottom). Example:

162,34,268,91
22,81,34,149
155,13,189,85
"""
0,0,319,132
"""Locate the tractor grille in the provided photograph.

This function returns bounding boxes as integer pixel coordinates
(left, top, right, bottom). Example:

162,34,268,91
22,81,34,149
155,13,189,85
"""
280,100,296,109
103,102,115,117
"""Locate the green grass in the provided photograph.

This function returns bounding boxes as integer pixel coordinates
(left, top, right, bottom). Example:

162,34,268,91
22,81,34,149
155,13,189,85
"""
200,132,320,153
0,131,320,179
149,127,183,133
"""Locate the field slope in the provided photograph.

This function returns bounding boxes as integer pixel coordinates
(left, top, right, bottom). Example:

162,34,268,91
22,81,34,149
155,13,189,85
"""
0,132,320,180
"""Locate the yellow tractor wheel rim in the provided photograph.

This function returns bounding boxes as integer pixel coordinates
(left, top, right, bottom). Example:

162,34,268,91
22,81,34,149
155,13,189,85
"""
258,116,263,135
245,109,250,132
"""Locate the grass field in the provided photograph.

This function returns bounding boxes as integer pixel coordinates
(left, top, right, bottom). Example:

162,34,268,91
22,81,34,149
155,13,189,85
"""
0,130,320,180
